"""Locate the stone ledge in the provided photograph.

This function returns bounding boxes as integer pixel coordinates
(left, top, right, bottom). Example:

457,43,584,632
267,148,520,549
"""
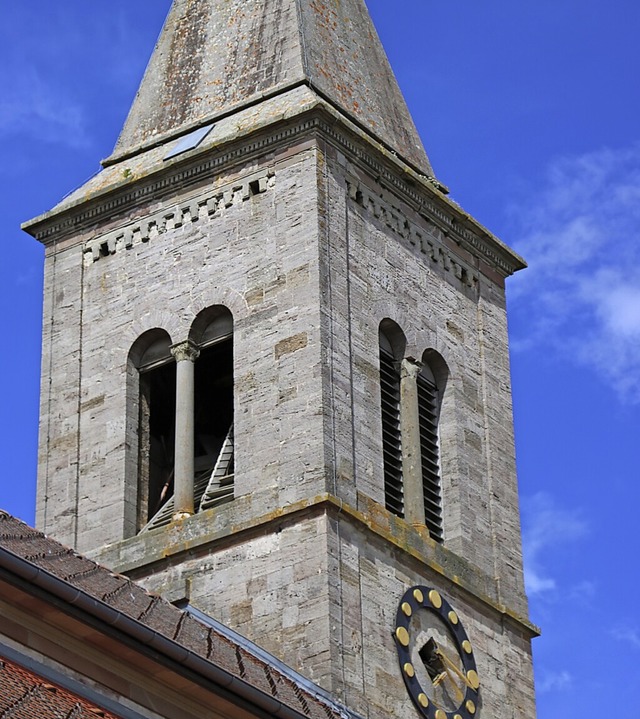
89,492,539,638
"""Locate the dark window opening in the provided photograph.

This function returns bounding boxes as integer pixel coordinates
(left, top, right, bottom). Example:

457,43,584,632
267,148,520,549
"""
138,360,176,528
193,337,234,511
420,638,446,682
418,636,465,708
138,317,235,533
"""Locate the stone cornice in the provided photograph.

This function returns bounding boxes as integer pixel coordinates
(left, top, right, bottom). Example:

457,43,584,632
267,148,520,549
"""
22,117,310,246
314,108,525,278
346,175,480,292
23,104,525,277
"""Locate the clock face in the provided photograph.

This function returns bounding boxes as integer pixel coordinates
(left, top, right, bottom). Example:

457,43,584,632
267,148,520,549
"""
394,586,480,719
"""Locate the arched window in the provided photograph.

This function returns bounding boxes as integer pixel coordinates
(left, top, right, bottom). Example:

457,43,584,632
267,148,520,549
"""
129,329,176,531
191,308,234,515
379,320,406,518
377,323,447,543
132,308,234,533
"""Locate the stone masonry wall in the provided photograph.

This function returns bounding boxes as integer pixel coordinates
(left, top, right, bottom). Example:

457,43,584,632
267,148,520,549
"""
38,142,328,553
318,141,528,616
326,512,536,719
39,130,535,719
138,512,334,692
129,507,535,719
36,243,85,547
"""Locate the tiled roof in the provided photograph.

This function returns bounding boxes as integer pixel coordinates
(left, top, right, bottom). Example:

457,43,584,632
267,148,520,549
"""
0,511,354,719
0,656,122,719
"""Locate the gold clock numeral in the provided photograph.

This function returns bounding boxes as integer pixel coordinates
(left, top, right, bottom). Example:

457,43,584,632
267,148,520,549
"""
418,693,429,708
413,588,424,603
467,669,480,690
401,602,412,617
395,626,410,647
466,699,476,715
462,640,473,654
428,590,443,608
435,710,446,719
403,663,415,678
448,610,459,625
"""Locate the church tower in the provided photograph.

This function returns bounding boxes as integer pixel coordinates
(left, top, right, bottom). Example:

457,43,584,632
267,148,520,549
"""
24,2,537,718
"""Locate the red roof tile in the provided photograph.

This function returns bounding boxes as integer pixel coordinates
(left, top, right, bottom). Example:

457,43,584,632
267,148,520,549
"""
0,657,122,719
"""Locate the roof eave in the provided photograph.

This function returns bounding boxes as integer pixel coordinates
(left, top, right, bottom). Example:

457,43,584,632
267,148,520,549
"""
0,540,358,719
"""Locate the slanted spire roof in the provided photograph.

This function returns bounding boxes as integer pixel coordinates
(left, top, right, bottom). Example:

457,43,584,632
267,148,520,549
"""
109,0,433,176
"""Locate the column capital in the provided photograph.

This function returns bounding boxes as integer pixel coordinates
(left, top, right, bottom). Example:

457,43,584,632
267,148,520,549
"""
171,339,200,363
400,357,421,380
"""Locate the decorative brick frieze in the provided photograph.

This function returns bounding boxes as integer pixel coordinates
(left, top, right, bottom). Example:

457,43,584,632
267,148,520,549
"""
84,170,275,264
27,109,522,278
320,120,522,279
346,177,479,291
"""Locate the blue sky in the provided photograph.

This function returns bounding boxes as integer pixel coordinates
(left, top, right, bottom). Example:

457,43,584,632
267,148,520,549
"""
1,2,639,716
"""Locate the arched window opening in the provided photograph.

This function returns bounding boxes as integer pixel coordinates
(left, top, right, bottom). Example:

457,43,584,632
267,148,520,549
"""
417,361,444,542
138,307,235,533
376,324,448,541
131,330,176,530
379,320,406,518
193,321,234,512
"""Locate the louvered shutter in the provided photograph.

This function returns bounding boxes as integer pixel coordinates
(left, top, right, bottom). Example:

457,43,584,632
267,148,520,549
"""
417,372,444,542
141,488,175,532
380,348,404,517
141,424,234,532
199,425,234,511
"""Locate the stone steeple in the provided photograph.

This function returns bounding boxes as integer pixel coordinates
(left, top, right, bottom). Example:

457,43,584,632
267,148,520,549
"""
108,0,433,176
23,2,537,718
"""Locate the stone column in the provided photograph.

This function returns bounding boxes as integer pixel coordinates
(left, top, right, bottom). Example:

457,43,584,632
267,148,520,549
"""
400,359,426,527
170,340,200,520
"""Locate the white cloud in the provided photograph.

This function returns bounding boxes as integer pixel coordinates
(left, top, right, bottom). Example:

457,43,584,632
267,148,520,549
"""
536,670,572,694
508,144,640,402
567,580,596,603
0,63,89,149
611,626,640,650
521,493,587,597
